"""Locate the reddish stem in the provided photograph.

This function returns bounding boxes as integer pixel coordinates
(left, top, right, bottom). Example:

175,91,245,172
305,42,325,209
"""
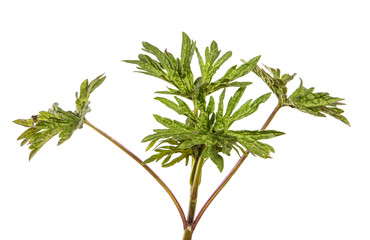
83,119,187,229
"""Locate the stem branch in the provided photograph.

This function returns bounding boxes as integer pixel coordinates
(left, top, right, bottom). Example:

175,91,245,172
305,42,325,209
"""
83,119,187,229
192,104,282,230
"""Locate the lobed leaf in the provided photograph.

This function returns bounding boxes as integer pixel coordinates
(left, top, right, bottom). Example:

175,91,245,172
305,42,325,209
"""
175,97,196,120
209,56,260,95
180,32,196,80
209,51,232,81
75,74,106,117
195,39,233,85
203,145,224,172
162,153,190,167
125,33,197,98
253,64,292,105
152,114,192,132
14,103,80,160
14,75,105,160
289,79,350,125
225,87,246,118
142,41,174,73
154,96,196,122
254,62,350,126
126,33,258,101
230,92,271,124
228,130,284,158
216,89,226,119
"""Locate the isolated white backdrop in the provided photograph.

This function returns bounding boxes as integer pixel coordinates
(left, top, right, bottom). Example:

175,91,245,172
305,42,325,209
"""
0,0,369,240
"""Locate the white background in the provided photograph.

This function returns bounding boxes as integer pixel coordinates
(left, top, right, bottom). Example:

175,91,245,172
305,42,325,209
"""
1,0,369,239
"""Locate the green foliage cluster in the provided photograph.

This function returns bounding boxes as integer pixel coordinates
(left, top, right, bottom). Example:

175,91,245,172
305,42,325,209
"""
141,88,283,171
14,74,105,160
14,32,349,171
124,32,349,172
13,32,351,240
125,33,283,172
123,33,260,100
252,64,350,125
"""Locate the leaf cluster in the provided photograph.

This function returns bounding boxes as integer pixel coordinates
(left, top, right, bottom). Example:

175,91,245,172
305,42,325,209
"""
14,74,106,160
252,64,350,126
143,87,284,172
252,63,296,106
125,33,285,172
124,32,260,100
289,80,350,125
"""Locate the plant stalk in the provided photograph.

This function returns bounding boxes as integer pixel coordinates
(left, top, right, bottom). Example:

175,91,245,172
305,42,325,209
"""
182,226,193,240
183,145,206,239
192,103,282,231
83,119,187,229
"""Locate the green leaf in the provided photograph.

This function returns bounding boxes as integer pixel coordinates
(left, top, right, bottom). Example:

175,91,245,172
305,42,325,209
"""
230,92,271,123
142,41,174,72
225,87,246,118
195,88,207,112
143,140,193,167
14,103,80,160
214,88,226,132
206,96,215,114
175,97,196,120
145,139,159,151
79,79,89,98
208,55,260,95
217,88,226,119
13,118,34,127
143,149,171,164
142,114,195,143
75,74,106,117
209,51,232,81
155,87,188,98
154,96,196,123
223,55,261,81
180,32,195,78
226,81,253,88
203,145,224,172
234,56,261,79
162,153,189,167
228,130,284,159
124,55,168,82
206,41,220,66
124,33,198,99
195,39,233,84
195,48,205,77
213,87,268,131
254,63,349,126
155,97,182,114
152,114,192,131
229,130,285,139
289,79,350,126
14,75,105,160
252,64,295,105
126,33,259,102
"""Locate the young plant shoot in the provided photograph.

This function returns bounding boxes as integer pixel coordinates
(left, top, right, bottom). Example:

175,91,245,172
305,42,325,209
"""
14,33,350,240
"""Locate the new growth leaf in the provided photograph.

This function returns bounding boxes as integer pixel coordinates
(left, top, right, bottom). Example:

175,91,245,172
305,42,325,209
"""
251,63,350,126
124,32,260,100
14,74,106,160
